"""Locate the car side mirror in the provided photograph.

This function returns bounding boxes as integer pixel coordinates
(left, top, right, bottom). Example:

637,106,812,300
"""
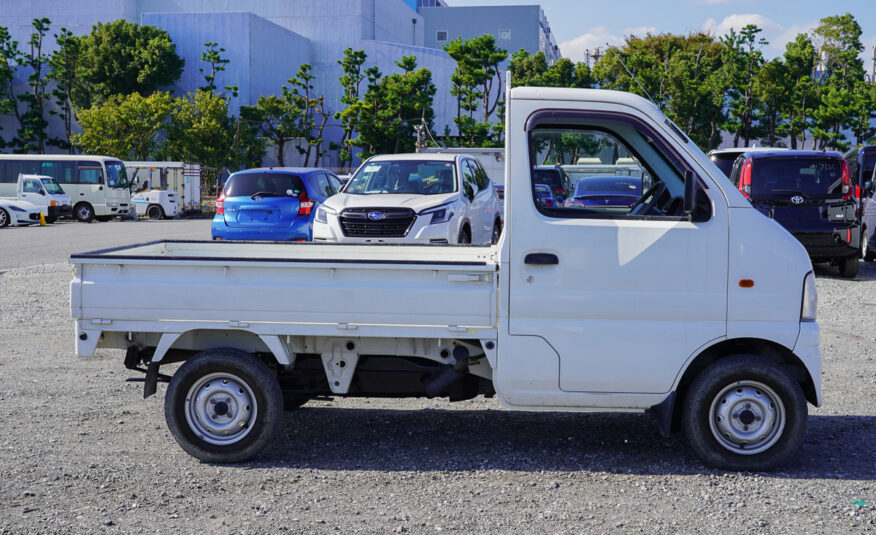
38,189,45,196
683,170,697,215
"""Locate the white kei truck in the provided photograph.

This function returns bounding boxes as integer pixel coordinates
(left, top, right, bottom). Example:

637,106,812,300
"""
70,88,821,471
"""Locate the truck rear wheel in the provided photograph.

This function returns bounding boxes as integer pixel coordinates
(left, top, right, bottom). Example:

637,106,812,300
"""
164,349,282,463
682,355,806,471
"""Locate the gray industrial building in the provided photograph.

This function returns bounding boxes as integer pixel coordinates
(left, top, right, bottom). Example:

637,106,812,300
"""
0,0,559,167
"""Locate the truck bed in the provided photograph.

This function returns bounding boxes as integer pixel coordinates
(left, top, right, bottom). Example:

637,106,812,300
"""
71,240,499,344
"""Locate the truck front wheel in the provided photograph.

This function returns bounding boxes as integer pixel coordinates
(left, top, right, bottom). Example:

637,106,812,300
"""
682,355,807,471
147,204,164,220
164,349,282,463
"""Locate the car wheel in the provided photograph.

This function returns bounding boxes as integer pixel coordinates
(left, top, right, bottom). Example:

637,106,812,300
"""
74,203,95,223
0,207,9,228
838,255,859,278
147,204,164,220
491,220,502,245
457,226,471,245
863,228,875,262
164,348,282,463
682,354,807,471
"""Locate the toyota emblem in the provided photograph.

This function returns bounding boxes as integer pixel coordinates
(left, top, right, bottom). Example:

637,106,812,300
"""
790,195,804,205
367,211,385,221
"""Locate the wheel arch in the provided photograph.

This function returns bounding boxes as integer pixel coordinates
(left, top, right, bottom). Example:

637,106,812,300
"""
664,337,817,435
150,329,291,366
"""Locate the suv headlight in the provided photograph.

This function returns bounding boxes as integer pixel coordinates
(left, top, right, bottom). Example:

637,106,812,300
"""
801,271,817,322
420,203,454,224
315,205,336,224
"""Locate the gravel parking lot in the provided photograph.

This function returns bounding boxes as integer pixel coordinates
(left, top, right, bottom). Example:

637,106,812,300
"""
0,220,874,534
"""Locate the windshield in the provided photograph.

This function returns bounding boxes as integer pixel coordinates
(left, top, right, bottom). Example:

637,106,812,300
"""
751,157,845,198
105,161,129,188
225,172,305,197
40,178,65,194
345,160,457,195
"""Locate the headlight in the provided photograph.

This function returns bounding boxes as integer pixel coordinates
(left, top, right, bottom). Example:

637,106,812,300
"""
8,205,25,212
315,205,336,224
420,203,454,224
801,271,817,322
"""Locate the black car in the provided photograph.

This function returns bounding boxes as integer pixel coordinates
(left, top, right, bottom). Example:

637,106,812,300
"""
845,145,876,262
532,165,574,204
729,150,861,278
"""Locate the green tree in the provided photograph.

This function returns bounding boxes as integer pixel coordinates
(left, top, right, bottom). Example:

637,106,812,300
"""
335,48,375,172
199,41,237,97
235,105,268,170
0,25,20,149
4,18,53,152
354,56,436,157
753,58,790,147
781,34,817,149
443,35,507,146
165,89,235,174
287,63,333,167
253,94,298,167
75,20,184,108
509,49,548,87
722,25,768,147
72,91,173,160
47,27,81,153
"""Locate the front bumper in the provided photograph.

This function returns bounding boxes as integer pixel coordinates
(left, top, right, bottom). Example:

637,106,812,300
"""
313,215,454,244
794,226,860,260
48,204,72,219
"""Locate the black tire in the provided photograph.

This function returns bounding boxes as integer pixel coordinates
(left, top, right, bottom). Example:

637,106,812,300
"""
95,216,112,222
682,354,807,471
147,204,164,220
457,226,471,245
862,228,875,262
164,349,282,463
74,202,94,223
838,255,859,278
491,220,502,245
45,216,56,224
0,207,9,228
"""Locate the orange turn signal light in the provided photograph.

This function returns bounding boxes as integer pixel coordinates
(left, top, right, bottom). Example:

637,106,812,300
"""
739,279,754,288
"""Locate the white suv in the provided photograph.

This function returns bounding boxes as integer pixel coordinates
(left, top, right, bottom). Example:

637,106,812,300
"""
313,153,502,244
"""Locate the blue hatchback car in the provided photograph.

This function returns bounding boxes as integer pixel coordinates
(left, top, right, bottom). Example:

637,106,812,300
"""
212,168,343,241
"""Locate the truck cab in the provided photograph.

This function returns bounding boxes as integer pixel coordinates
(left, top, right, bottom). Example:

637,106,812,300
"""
14,174,72,222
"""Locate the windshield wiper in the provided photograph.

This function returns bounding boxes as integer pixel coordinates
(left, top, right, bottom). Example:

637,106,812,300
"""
250,191,285,198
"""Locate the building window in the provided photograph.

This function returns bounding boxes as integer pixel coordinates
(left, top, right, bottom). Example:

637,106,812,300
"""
436,30,448,42
498,29,511,41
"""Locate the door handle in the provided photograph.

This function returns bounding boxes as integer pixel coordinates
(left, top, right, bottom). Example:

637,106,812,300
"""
524,253,558,265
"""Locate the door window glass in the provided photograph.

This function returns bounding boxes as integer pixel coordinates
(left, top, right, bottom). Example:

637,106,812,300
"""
311,173,332,197
528,120,708,220
327,174,342,194
472,161,489,191
78,164,104,185
461,160,478,199
40,161,76,184
23,178,42,192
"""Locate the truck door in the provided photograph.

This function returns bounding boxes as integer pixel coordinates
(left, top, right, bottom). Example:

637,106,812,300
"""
19,177,47,209
506,106,728,395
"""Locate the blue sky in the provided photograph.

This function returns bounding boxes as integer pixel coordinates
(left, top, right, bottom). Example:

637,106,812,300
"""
448,0,876,66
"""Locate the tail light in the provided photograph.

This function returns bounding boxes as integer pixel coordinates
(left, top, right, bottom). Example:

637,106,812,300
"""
216,190,225,215
739,158,752,197
298,189,314,216
841,159,852,200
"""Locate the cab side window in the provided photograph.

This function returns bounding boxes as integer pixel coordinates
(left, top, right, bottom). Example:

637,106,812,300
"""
23,178,42,192
461,160,478,199
528,120,709,221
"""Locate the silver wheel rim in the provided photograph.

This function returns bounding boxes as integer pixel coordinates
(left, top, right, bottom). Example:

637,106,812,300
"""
184,372,257,446
0,209,7,226
709,380,785,455
77,205,91,220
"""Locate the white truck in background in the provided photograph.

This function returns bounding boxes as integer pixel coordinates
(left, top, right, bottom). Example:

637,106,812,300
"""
0,174,72,223
71,88,821,471
125,162,201,217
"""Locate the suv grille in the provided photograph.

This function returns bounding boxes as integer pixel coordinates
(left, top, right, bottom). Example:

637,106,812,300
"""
339,207,416,237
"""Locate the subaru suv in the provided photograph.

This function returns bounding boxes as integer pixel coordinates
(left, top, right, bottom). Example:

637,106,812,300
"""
212,168,342,241
729,150,861,278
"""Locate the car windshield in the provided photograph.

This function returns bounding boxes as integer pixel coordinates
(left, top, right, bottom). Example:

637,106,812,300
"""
40,178,65,194
345,160,457,195
105,161,129,188
573,177,642,196
225,173,305,197
751,157,845,198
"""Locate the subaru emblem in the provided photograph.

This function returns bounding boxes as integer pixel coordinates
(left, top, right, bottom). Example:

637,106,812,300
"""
790,195,804,205
367,211,385,221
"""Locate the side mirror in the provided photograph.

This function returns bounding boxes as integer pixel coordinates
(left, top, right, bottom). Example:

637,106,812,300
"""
38,189,45,196
865,180,873,197
683,170,697,215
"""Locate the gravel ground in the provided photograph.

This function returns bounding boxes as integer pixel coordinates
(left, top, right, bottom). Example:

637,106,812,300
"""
0,253,874,534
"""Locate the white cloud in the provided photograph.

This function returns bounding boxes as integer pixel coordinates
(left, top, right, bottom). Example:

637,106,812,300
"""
702,14,781,38
770,21,818,55
559,26,624,63
624,26,658,38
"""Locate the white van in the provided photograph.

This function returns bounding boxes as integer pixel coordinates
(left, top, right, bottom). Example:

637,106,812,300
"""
0,155,132,222
0,174,72,222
